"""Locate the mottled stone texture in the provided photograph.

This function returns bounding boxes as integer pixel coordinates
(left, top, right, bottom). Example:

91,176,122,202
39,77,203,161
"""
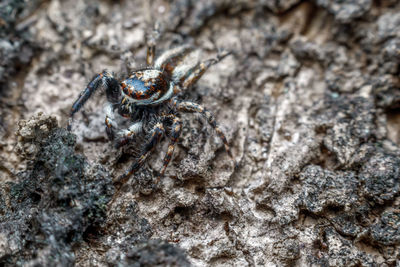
0,0,36,91
1,0,400,266
1,114,115,266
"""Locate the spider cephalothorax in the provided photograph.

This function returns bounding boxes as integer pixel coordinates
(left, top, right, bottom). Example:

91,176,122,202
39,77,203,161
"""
68,40,233,184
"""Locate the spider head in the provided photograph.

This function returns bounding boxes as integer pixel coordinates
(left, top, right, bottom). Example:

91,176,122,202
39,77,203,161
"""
120,69,172,106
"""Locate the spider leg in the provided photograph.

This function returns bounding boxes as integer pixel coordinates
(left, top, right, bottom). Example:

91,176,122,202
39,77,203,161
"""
115,121,143,148
68,70,120,130
154,45,193,74
116,123,165,183
146,23,160,66
173,99,233,159
181,50,231,89
159,116,182,177
105,103,117,140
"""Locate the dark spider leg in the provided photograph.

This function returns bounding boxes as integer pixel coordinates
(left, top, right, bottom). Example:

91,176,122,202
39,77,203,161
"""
181,50,231,89
173,99,233,159
114,121,143,148
158,116,182,180
146,23,160,66
68,70,120,130
116,123,165,184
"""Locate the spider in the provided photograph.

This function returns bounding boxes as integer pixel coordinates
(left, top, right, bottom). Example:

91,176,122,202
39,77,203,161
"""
68,39,233,184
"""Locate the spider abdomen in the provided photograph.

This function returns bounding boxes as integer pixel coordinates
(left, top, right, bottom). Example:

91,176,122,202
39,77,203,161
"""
121,69,172,105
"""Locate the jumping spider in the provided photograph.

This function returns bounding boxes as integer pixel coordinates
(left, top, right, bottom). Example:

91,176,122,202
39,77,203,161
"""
68,41,233,183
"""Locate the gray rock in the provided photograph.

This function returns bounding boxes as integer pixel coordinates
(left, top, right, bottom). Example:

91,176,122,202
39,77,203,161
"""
359,151,400,204
122,239,190,267
298,165,359,214
317,0,372,23
377,11,400,41
369,211,400,246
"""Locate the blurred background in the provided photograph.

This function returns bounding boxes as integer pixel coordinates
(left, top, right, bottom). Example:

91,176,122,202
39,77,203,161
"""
0,0,400,266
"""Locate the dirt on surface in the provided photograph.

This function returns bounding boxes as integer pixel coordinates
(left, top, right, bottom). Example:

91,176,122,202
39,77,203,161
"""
1,0,400,266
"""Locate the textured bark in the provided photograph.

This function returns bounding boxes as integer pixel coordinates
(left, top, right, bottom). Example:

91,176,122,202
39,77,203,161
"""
1,0,400,266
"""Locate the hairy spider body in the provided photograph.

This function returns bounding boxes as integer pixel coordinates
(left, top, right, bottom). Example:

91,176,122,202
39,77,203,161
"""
68,42,232,183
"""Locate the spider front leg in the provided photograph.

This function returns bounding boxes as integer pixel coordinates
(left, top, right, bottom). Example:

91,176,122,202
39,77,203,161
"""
159,116,182,178
146,23,160,66
173,99,233,159
116,123,165,184
180,50,231,89
154,45,193,73
68,70,120,130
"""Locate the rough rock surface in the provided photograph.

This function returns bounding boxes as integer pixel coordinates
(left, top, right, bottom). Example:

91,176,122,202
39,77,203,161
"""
1,0,400,266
